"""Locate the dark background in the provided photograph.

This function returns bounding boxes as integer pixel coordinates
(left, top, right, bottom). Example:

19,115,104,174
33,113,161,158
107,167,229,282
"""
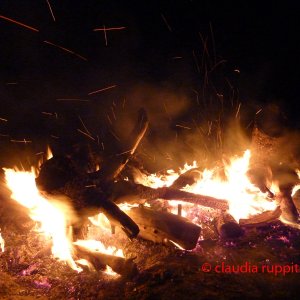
0,0,299,168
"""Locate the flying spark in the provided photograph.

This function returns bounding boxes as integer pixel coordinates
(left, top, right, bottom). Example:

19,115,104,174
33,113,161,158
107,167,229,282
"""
46,0,56,22
0,15,39,32
88,85,117,96
94,26,126,46
10,139,32,144
44,40,88,61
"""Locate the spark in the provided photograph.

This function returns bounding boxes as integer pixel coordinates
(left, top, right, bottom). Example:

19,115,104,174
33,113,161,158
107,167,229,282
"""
111,106,116,120
77,129,95,141
176,124,191,130
234,69,240,73
171,56,183,59
94,26,126,46
46,0,56,22
93,26,126,31
10,139,32,144
78,116,92,136
161,13,172,32
44,40,88,61
50,135,59,139
255,108,263,115
235,103,241,118
0,134,9,137
41,112,54,116
192,50,200,73
35,152,44,156
0,117,8,122
88,85,117,96
116,150,132,156
6,82,18,85
0,15,39,32
110,130,120,142
107,115,112,125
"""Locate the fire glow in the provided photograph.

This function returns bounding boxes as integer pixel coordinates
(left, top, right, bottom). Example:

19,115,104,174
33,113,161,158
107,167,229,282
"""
3,148,280,272
135,150,277,221
3,167,124,274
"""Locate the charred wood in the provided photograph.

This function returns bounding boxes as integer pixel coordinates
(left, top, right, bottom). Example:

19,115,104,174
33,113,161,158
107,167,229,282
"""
214,213,244,239
126,205,201,250
239,206,282,227
111,181,229,210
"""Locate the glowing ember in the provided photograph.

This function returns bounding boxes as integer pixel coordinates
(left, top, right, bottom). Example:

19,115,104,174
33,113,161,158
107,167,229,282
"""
135,150,277,221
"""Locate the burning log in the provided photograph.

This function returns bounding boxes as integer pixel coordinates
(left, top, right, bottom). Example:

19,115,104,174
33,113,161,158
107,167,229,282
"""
74,244,138,278
239,206,282,227
214,213,244,239
112,181,229,210
126,205,201,250
170,168,202,190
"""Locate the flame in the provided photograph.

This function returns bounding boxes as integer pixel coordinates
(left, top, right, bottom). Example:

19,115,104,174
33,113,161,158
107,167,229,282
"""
135,161,197,188
3,164,124,272
3,168,80,270
74,240,124,258
292,169,300,197
104,265,119,277
0,230,4,252
135,150,277,221
46,146,53,160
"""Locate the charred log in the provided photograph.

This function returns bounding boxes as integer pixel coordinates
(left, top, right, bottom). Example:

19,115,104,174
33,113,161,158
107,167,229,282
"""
170,168,202,190
214,213,244,239
239,206,282,227
111,181,229,210
126,205,201,250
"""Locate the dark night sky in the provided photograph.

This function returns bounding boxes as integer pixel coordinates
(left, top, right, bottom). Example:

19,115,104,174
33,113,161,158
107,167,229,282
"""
0,1,299,166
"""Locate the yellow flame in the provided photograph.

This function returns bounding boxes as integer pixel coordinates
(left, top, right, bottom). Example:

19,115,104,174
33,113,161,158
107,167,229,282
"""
135,161,197,188
135,150,277,221
104,265,119,277
3,168,80,270
74,240,124,258
292,169,300,197
46,146,53,160
0,230,4,252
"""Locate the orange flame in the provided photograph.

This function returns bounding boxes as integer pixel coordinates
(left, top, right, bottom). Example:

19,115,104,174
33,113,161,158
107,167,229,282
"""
135,150,277,221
